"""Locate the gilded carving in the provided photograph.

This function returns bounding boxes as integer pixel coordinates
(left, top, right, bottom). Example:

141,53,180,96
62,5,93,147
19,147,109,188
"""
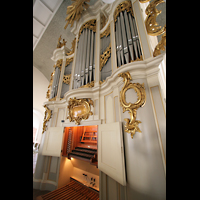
64,0,90,29
145,0,166,36
67,97,93,125
78,19,96,41
63,74,71,85
42,105,52,134
100,24,110,38
100,43,111,71
114,1,134,23
139,0,166,56
66,38,76,56
55,59,63,71
153,31,166,57
57,35,67,48
80,81,94,88
46,69,55,99
65,57,74,67
118,72,146,138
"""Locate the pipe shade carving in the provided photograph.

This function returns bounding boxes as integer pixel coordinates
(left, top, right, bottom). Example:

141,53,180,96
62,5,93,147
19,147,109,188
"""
42,105,52,134
118,72,146,138
67,97,94,125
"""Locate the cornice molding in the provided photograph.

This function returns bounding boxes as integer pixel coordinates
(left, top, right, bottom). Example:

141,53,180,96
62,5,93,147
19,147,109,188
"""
44,53,165,107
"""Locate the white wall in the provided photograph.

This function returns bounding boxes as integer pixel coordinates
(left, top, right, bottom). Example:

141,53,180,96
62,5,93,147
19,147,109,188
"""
33,66,49,143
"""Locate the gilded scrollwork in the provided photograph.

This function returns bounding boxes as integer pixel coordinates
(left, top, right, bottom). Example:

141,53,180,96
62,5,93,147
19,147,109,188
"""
139,0,166,56
63,74,71,85
67,97,93,125
66,38,76,56
153,31,166,57
114,1,134,23
46,69,55,99
64,0,90,29
100,43,111,71
65,57,73,67
145,0,165,36
55,59,63,71
78,19,96,41
118,72,146,138
100,24,110,38
57,35,67,48
80,81,94,88
42,105,52,134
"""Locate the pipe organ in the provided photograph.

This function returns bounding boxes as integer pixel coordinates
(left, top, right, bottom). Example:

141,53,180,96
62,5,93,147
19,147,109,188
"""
38,1,166,199
46,1,144,100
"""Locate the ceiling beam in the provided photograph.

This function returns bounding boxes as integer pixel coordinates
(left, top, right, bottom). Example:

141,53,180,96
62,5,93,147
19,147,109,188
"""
33,16,45,27
38,0,53,14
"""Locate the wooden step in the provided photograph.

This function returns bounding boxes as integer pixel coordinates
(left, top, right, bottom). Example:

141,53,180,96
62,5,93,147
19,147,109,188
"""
72,149,97,155
37,178,99,200
75,147,97,152
68,152,95,159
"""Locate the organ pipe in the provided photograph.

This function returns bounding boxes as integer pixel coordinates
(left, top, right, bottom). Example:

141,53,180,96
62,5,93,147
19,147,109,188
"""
50,66,60,99
73,26,96,89
115,7,143,66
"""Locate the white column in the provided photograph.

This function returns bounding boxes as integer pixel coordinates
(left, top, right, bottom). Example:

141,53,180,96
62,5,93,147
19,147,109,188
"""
56,53,66,101
132,0,152,58
94,14,101,86
69,35,78,90
110,17,117,72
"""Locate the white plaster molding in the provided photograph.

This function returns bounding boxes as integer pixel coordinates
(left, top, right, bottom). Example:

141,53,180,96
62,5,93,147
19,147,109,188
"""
51,45,65,61
43,53,164,108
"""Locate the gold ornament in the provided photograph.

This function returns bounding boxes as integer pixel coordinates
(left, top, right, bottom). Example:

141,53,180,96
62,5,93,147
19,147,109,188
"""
118,72,146,138
67,97,93,125
100,43,111,71
64,0,90,29
42,105,52,134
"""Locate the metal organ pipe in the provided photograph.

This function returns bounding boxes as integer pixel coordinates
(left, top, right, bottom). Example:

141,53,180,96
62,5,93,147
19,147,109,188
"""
85,29,91,85
120,12,129,64
73,27,95,89
128,12,138,59
115,9,142,66
115,20,121,67
92,32,95,82
124,10,134,61
50,67,60,99
89,31,94,84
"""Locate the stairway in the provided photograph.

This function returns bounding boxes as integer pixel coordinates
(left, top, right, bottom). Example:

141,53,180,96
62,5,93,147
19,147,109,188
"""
68,147,97,165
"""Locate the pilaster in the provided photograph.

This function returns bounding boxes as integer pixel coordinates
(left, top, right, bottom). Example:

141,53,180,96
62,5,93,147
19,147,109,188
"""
110,16,118,73
56,53,66,101
94,13,101,86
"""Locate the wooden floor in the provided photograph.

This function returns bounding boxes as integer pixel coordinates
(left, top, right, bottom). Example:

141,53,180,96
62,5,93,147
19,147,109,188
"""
37,178,99,200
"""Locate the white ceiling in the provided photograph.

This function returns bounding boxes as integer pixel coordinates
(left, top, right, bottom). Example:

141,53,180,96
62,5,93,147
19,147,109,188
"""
33,0,63,50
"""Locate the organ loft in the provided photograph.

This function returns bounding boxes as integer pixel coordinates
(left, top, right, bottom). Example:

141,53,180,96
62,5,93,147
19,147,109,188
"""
33,0,166,200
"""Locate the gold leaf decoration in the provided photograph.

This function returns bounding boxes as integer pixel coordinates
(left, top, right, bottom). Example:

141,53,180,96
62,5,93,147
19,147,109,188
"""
66,38,76,56
153,31,166,57
78,19,96,41
100,24,110,38
67,97,93,125
100,43,111,71
118,72,146,139
114,1,134,23
42,105,52,134
64,0,90,29
63,74,71,85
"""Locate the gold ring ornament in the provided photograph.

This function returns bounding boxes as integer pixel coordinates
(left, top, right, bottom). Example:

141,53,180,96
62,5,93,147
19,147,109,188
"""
118,72,146,138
